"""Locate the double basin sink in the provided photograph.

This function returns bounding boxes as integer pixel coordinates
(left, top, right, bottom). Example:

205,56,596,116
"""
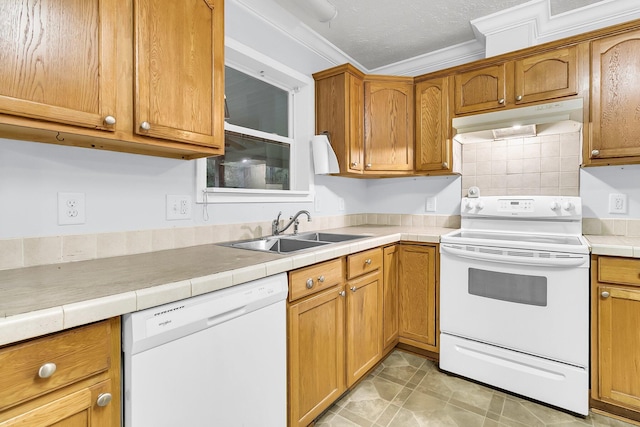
220,232,368,254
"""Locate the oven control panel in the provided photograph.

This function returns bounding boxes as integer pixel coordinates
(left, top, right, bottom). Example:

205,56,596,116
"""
461,196,582,218
498,199,534,212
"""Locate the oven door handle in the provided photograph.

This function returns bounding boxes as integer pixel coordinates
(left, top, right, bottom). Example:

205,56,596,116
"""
440,245,587,268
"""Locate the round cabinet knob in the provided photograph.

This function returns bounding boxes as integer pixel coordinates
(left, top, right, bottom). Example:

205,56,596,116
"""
350,286,357,292
563,201,575,211
442,162,448,169
516,95,523,101
96,393,112,407
140,121,151,131
498,98,505,105
351,162,358,168
339,290,346,297
592,149,600,157
104,115,116,125
306,278,314,289
366,163,372,168
365,258,372,265
601,291,610,298
318,275,325,283
550,201,560,211
38,362,57,379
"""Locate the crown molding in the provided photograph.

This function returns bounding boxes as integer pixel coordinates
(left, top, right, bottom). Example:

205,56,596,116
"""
231,0,640,77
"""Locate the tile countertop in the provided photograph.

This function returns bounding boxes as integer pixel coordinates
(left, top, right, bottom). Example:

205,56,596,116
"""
583,235,640,258
0,225,452,347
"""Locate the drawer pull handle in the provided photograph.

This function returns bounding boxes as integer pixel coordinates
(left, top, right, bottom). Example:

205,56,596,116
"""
350,286,357,292
96,393,112,407
601,291,610,298
318,275,325,283
306,278,314,289
365,258,372,265
339,290,346,297
38,362,57,379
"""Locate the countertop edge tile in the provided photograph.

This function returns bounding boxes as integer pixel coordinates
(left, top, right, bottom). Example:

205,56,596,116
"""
63,292,137,329
231,264,268,285
191,271,234,296
136,280,192,311
265,258,294,277
0,307,64,346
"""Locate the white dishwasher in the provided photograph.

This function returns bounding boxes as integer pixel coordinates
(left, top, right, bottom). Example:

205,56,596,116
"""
122,273,288,427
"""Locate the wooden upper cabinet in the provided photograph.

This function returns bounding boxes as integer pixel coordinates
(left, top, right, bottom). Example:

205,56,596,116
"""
0,0,117,130
588,30,640,164
313,64,365,174
455,47,578,115
513,47,577,105
454,64,507,115
134,0,224,149
415,76,451,172
364,77,414,173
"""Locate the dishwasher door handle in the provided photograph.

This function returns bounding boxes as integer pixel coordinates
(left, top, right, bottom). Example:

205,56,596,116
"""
440,244,588,268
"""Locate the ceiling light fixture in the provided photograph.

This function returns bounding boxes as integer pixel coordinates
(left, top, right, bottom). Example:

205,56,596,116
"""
305,0,338,23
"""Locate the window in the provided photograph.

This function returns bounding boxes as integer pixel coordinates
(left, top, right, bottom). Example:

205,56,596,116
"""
196,39,313,203
206,66,291,191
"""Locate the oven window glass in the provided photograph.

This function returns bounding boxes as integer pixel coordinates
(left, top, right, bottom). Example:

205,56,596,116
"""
468,268,547,306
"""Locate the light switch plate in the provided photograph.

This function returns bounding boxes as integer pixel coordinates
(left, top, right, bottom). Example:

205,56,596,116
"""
167,195,192,220
426,196,437,212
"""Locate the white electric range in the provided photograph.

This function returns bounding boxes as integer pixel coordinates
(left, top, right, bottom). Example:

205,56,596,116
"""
439,195,590,415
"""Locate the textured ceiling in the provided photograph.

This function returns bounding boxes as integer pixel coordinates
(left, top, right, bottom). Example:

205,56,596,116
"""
272,0,604,69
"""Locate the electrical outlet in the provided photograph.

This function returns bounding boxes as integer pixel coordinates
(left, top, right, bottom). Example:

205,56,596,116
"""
426,196,437,212
608,193,627,214
58,192,86,225
167,195,192,220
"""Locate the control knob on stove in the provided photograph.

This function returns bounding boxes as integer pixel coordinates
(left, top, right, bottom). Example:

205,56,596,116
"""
550,201,560,211
476,201,484,210
563,201,575,211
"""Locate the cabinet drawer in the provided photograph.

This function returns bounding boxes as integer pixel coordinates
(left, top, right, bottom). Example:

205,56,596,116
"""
347,248,383,280
598,257,640,287
289,258,344,301
0,320,112,411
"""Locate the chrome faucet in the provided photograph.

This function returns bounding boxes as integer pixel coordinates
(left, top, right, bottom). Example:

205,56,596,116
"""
272,210,312,235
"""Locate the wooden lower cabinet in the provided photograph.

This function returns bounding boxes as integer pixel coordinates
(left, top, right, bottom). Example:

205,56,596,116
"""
0,318,121,427
345,269,383,387
288,284,346,427
592,256,640,421
398,244,438,352
382,245,399,351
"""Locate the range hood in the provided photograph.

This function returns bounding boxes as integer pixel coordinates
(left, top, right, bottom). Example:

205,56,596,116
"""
453,98,583,142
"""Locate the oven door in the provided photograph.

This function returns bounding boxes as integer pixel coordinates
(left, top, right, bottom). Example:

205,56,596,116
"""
439,243,589,367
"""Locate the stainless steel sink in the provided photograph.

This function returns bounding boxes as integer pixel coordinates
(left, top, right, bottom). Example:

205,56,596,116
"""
220,232,368,254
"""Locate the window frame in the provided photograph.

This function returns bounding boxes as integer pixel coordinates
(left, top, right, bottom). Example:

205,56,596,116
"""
196,38,314,204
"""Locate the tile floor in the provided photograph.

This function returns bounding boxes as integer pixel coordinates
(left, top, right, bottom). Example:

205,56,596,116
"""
315,349,637,427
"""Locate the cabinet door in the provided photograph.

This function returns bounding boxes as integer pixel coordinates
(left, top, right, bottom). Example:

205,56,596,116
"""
590,30,640,161
454,64,507,115
134,0,224,149
0,380,113,427
346,273,383,387
364,79,414,172
0,0,117,130
288,286,345,427
415,77,451,172
314,67,364,174
383,245,399,351
514,47,577,105
597,285,640,410
398,245,438,351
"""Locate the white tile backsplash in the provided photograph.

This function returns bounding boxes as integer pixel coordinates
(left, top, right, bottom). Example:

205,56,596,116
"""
461,129,581,197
